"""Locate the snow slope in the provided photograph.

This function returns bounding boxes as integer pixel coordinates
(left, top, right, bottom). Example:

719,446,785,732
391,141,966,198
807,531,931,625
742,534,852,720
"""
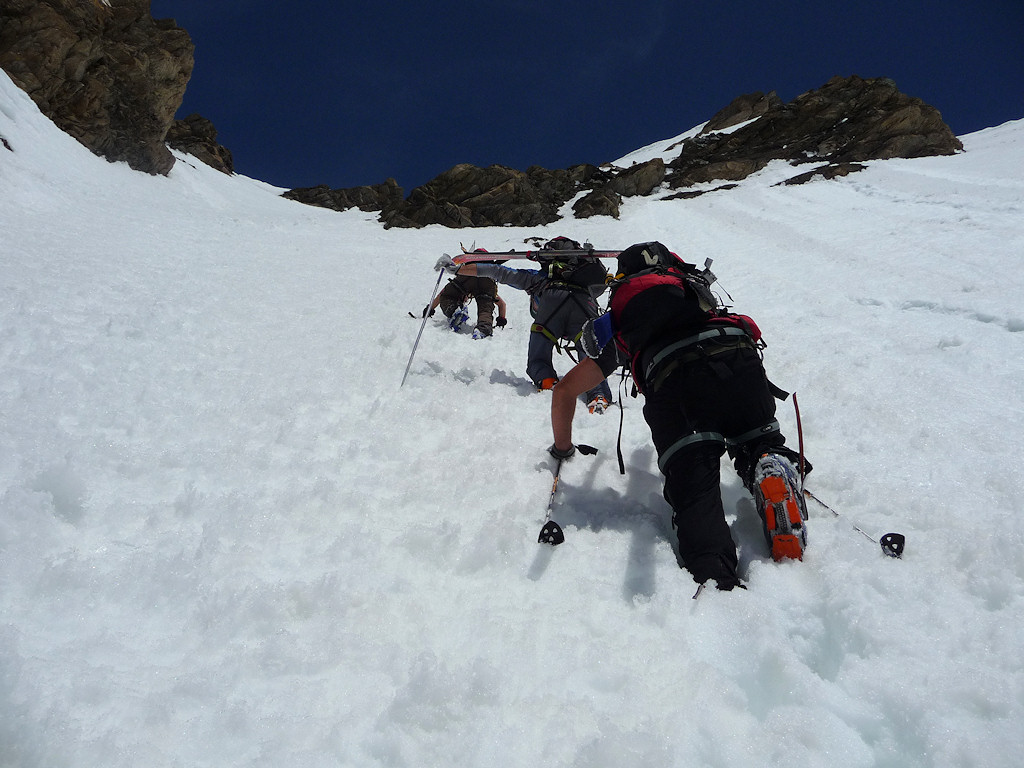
2,69,1023,767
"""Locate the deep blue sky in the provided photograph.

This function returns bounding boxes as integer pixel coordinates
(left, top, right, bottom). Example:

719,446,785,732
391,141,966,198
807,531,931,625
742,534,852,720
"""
150,0,1023,193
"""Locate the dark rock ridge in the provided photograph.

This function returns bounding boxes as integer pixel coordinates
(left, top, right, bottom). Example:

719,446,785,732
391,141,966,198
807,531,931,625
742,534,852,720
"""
288,75,962,228
0,0,194,175
665,75,963,190
699,90,783,134
165,113,233,175
384,163,606,229
283,178,403,214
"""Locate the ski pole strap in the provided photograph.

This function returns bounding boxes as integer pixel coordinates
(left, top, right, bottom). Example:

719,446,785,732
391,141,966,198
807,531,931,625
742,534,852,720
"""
656,420,781,473
616,374,628,475
768,379,790,401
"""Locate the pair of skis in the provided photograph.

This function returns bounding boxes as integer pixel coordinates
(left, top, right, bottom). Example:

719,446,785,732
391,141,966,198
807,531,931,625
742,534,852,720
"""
453,247,623,264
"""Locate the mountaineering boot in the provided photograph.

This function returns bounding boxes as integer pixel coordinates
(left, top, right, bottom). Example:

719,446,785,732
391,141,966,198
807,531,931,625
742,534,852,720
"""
587,394,609,415
753,453,808,561
448,305,470,332
471,327,492,340
537,377,559,391
688,553,745,593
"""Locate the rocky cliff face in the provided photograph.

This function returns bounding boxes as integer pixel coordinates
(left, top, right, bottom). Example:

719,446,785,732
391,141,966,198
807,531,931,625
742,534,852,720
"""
0,0,194,175
287,75,963,228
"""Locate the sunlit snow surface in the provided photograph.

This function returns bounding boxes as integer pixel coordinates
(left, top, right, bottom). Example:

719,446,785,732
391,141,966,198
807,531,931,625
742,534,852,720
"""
2,70,1023,767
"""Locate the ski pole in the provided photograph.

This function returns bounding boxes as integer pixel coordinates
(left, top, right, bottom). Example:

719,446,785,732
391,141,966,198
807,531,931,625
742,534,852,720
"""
400,268,445,387
538,457,566,545
804,489,905,558
791,393,903,556
538,444,598,545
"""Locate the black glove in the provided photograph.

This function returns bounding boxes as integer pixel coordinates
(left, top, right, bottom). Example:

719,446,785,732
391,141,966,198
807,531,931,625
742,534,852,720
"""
495,316,507,328
547,443,576,460
422,305,435,318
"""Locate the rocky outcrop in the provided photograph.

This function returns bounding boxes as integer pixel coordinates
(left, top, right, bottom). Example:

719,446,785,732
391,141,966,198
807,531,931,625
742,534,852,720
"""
285,75,961,228
780,162,867,186
283,178,404,213
379,163,602,229
165,113,233,174
666,76,963,189
604,157,666,197
700,91,783,134
572,188,622,219
0,0,194,175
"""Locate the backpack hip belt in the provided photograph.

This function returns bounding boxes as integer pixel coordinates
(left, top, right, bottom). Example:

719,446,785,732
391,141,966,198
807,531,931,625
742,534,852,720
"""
643,325,754,390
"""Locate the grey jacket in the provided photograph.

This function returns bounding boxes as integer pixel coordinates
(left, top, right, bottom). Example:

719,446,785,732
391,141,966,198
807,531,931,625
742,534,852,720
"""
477,263,606,340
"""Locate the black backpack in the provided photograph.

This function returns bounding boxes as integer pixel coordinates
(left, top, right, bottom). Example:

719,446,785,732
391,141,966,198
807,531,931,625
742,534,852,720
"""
537,236,608,290
614,241,719,312
543,236,581,251
558,258,609,294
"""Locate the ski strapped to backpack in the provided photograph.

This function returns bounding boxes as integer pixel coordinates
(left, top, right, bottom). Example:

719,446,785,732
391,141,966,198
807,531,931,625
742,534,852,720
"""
453,247,622,264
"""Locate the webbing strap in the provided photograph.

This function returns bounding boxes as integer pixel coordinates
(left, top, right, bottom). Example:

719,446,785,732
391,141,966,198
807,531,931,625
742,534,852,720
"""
530,323,583,357
729,420,781,446
656,420,781,473
644,326,750,384
530,322,561,346
657,432,726,472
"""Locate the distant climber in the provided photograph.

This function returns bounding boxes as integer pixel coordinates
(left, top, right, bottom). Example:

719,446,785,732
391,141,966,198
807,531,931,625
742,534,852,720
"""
436,236,613,413
425,249,508,338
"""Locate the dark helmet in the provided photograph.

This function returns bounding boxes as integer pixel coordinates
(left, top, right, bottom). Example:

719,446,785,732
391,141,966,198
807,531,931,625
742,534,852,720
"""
616,241,675,278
